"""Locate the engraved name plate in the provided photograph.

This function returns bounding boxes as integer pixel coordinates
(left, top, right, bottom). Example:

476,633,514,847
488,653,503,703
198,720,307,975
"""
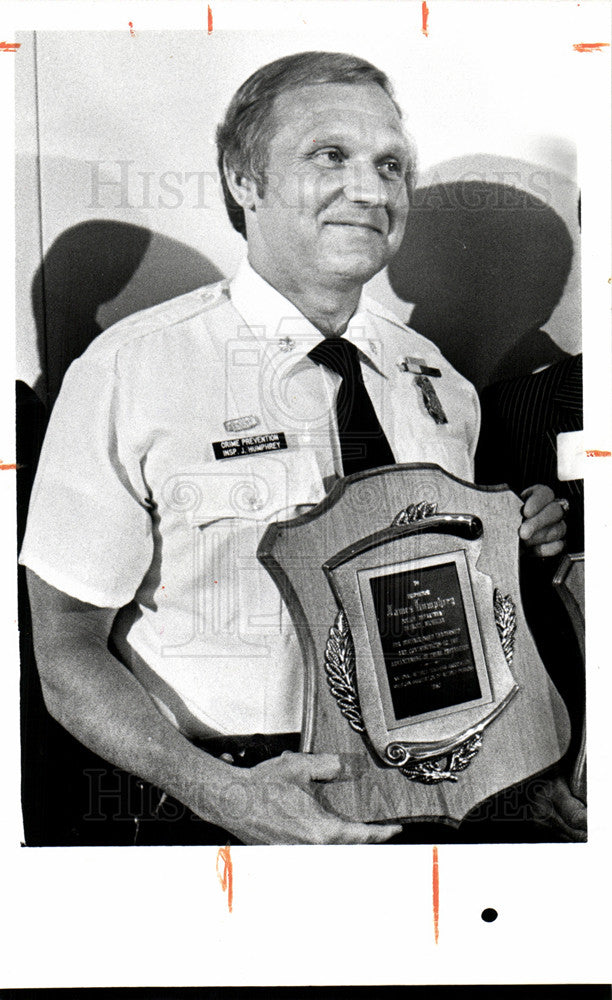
360,551,492,728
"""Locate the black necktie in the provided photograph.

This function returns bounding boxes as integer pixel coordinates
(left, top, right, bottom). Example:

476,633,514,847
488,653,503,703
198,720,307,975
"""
308,337,395,476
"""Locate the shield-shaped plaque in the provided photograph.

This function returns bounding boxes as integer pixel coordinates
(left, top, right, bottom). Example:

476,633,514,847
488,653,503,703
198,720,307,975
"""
258,464,571,825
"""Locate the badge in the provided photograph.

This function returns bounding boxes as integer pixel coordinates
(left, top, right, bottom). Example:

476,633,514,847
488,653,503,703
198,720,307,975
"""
415,375,448,425
398,356,442,378
213,432,288,460
223,415,260,434
278,337,296,353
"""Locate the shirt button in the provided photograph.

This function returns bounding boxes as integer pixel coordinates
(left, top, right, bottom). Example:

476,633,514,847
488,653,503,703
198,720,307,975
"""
245,493,264,511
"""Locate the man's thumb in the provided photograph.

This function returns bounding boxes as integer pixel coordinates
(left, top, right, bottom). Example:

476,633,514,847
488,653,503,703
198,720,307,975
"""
302,752,343,783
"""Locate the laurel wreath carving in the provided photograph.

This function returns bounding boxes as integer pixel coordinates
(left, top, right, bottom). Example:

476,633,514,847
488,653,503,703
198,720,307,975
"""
394,734,483,784
323,611,483,783
323,610,365,733
391,500,438,527
493,589,517,665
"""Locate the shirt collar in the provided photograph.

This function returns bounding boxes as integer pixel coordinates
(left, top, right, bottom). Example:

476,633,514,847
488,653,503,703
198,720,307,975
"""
229,258,386,376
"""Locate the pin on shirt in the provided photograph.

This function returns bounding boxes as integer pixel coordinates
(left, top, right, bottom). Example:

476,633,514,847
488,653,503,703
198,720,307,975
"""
223,415,260,433
415,375,448,425
397,355,442,378
397,356,448,425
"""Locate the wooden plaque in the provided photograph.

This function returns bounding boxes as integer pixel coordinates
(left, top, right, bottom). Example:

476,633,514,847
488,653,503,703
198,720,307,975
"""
258,464,571,825
554,552,586,803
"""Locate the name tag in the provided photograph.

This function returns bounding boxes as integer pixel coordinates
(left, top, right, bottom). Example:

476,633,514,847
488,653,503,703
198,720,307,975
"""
557,430,584,481
212,432,288,460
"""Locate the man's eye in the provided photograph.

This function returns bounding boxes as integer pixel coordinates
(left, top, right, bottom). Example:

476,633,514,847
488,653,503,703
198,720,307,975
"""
379,160,403,177
313,148,345,165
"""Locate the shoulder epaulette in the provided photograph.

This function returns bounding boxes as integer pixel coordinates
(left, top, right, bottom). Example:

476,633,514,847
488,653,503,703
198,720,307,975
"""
80,281,231,363
119,280,230,332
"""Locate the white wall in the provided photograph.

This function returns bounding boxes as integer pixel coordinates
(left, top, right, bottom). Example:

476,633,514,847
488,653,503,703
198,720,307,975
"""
17,26,582,392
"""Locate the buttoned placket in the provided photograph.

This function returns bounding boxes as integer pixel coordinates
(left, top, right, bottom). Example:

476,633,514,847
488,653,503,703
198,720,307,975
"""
229,261,393,479
274,316,392,481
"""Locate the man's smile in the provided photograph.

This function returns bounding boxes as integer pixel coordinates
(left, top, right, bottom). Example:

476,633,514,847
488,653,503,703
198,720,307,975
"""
323,219,387,235
244,81,410,290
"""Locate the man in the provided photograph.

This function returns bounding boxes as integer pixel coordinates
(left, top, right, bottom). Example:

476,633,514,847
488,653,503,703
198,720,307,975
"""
20,51,566,845
476,354,583,553
476,354,586,841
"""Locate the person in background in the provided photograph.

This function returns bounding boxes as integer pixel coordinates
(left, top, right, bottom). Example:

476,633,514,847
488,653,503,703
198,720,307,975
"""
476,353,585,842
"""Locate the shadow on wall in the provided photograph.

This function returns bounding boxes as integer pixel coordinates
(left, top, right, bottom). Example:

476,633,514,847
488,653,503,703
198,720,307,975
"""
22,220,223,845
388,176,575,391
32,220,223,407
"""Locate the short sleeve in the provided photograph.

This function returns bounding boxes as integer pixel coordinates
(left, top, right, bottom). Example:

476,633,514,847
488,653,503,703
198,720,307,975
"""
19,351,154,608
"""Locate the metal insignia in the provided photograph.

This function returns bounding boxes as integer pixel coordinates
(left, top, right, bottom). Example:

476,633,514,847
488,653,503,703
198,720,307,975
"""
385,734,483,783
494,589,517,665
223,415,260,433
278,336,296,353
392,500,438,526
322,610,365,733
397,356,442,378
415,374,448,425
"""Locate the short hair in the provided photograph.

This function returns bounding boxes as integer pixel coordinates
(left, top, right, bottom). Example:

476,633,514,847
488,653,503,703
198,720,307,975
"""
216,50,416,238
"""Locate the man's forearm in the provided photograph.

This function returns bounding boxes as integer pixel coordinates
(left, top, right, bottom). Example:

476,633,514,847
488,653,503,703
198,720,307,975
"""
46,644,235,823
26,570,401,844
27,575,234,828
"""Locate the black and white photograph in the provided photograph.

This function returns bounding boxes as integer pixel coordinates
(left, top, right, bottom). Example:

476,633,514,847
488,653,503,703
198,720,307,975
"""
2,0,610,989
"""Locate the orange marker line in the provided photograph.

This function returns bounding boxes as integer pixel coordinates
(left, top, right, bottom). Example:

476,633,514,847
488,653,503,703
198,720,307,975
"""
421,1,429,38
586,449,611,457
432,845,439,944
0,463,19,471
208,5,213,35
573,42,610,53
216,844,233,912
0,41,21,52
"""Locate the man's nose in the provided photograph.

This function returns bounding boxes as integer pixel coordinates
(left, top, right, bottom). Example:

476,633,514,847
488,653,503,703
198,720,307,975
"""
342,161,388,205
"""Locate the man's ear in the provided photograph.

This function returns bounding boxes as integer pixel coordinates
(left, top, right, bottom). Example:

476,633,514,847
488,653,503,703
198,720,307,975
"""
223,156,259,212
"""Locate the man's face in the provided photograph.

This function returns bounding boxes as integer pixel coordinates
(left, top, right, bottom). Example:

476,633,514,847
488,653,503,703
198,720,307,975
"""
247,82,411,290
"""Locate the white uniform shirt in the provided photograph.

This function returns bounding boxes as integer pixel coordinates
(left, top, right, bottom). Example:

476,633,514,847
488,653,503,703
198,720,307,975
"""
20,260,480,737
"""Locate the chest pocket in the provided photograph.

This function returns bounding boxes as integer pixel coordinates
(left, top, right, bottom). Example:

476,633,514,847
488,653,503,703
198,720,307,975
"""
161,448,327,527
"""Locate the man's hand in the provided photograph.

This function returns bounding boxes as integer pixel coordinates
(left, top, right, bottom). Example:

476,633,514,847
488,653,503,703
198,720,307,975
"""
205,751,403,845
27,572,401,847
519,484,567,557
531,775,587,842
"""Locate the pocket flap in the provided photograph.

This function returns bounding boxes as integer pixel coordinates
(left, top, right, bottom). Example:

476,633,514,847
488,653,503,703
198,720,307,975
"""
161,449,326,525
